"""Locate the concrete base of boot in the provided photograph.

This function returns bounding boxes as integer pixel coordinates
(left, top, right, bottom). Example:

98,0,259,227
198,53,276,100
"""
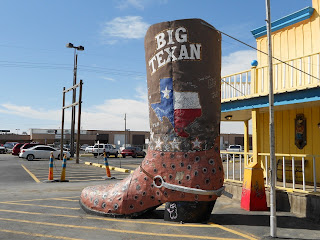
164,201,216,223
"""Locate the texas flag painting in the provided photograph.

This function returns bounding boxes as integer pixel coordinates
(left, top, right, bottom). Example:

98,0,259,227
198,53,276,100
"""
151,78,202,137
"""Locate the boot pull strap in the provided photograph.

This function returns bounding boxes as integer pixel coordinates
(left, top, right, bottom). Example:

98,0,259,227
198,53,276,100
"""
153,175,227,197
140,165,233,198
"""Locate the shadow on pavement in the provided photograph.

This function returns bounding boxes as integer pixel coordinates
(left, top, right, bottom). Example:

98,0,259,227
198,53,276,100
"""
211,213,320,231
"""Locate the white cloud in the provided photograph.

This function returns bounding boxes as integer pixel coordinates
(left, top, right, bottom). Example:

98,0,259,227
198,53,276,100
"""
83,98,149,131
0,95,149,132
0,104,62,121
221,50,256,76
101,16,150,44
100,76,116,82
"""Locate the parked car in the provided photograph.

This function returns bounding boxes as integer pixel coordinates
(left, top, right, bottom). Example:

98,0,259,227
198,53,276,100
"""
19,143,40,156
0,145,6,154
12,143,24,156
81,144,89,151
3,142,19,153
92,144,118,157
19,145,70,161
85,146,94,153
121,147,146,158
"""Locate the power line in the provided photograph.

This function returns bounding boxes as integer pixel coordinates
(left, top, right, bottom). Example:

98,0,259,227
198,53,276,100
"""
0,60,145,77
219,30,320,81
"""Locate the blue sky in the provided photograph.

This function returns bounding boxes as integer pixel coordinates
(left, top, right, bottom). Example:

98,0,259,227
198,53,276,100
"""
0,0,311,134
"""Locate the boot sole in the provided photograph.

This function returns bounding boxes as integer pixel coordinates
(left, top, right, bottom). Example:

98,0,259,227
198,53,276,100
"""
79,199,161,218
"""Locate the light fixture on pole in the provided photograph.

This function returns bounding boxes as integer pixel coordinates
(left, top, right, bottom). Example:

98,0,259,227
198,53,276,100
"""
66,43,84,158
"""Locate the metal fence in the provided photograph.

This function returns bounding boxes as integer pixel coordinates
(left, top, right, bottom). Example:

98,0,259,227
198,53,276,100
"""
220,151,319,193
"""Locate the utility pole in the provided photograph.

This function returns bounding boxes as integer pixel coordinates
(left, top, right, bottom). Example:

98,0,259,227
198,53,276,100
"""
70,50,77,158
265,0,277,237
60,87,66,161
124,113,127,148
75,80,83,164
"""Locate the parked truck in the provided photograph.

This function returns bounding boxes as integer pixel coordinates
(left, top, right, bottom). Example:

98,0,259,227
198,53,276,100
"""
226,145,243,152
225,145,244,159
92,144,118,157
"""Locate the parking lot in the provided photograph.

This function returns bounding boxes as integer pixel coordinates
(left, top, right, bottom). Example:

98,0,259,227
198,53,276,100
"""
1,153,320,239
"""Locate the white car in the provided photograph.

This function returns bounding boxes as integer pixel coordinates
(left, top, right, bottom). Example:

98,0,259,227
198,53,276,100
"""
85,146,94,153
19,145,70,161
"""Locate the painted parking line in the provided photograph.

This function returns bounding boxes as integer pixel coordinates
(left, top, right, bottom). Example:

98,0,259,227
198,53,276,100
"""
0,229,84,240
0,208,257,240
21,162,127,183
209,223,257,240
0,190,258,240
0,196,78,203
0,217,241,240
0,195,258,240
0,202,80,210
21,164,40,183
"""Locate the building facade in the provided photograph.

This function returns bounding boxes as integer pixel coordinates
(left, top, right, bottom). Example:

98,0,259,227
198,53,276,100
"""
221,0,320,190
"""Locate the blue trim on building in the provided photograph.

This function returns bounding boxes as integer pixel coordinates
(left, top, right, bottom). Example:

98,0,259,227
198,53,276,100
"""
221,87,320,112
251,7,314,39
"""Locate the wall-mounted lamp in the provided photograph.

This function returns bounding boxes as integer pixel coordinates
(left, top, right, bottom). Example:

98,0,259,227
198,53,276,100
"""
225,115,233,120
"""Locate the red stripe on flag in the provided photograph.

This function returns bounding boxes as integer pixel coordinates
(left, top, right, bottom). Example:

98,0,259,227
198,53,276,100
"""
174,109,202,137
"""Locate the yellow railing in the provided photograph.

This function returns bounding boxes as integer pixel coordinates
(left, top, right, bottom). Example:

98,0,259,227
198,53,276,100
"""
259,153,319,192
220,151,319,193
220,151,253,182
221,52,320,102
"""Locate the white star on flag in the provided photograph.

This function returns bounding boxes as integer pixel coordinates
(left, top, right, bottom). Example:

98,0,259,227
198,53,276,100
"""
155,137,163,150
170,138,181,150
192,137,202,149
161,86,171,99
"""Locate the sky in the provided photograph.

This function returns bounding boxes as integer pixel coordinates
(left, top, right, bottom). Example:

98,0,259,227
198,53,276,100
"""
0,0,312,134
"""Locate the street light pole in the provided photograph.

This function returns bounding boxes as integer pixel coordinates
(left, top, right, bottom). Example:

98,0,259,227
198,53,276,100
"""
70,49,77,158
66,43,84,158
124,113,127,149
265,0,277,237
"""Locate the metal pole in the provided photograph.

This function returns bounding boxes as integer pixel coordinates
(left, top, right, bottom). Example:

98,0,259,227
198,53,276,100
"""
70,49,77,157
60,87,66,161
266,0,277,237
124,113,127,149
76,80,83,164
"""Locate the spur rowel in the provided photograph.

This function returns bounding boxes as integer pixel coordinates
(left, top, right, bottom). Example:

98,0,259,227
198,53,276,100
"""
80,18,224,221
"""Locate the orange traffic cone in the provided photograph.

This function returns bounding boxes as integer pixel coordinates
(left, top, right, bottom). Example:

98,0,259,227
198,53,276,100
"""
59,154,69,182
43,152,58,183
102,151,115,180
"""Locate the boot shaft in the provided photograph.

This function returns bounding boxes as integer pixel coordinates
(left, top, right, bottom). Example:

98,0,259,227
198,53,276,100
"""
144,19,221,152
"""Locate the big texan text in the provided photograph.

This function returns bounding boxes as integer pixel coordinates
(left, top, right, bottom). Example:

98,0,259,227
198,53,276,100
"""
148,27,202,74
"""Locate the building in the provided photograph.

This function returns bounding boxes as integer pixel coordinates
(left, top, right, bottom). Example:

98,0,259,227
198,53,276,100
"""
29,129,150,149
0,129,149,149
221,0,320,217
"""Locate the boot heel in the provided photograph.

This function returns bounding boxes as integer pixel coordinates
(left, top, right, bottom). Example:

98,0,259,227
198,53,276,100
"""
164,201,216,223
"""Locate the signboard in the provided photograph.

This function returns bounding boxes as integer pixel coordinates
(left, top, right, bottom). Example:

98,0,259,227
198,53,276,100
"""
295,114,307,149
0,130,10,133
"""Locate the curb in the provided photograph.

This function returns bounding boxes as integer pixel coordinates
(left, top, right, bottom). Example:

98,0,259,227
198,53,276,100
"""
80,154,94,157
84,162,132,173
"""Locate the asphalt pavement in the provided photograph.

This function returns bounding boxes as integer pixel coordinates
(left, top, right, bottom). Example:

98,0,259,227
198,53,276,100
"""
0,153,319,240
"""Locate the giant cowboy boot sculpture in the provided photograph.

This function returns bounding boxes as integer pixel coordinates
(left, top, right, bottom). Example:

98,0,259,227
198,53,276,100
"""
80,18,224,222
